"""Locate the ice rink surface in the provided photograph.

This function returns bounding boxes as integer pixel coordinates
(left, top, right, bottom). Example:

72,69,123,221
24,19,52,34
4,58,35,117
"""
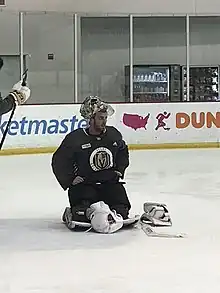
1,148,220,293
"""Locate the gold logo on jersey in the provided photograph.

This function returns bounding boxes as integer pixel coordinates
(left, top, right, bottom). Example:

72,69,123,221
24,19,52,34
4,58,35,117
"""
90,147,113,171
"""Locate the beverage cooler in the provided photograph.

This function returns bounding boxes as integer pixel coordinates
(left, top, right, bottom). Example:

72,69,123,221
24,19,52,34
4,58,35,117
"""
124,64,182,103
182,66,220,102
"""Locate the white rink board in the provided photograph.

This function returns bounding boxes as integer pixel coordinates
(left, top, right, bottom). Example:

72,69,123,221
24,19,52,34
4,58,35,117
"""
1,102,220,150
115,102,220,145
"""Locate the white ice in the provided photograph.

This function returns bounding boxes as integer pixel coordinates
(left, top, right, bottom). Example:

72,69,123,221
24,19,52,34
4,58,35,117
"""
1,149,220,293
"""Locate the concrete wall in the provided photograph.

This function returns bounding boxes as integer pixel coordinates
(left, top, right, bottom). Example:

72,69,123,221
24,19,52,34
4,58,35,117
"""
2,0,220,15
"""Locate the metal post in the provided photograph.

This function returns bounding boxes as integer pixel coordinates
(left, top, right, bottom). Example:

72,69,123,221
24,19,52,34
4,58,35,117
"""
74,13,78,103
129,14,133,103
19,12,24,80
186,14,190,102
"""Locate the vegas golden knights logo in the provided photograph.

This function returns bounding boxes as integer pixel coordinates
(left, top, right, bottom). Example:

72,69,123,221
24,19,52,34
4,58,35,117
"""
89,147,113,171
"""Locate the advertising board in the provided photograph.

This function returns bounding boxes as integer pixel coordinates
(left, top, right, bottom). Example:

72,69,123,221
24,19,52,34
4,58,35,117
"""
1,102,220,155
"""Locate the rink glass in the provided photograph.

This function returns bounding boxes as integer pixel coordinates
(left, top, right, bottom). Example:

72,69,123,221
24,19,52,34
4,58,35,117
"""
1,12,220,103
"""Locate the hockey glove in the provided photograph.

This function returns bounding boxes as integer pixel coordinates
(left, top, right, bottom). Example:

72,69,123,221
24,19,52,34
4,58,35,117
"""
9,80,31,105
72,176,84,185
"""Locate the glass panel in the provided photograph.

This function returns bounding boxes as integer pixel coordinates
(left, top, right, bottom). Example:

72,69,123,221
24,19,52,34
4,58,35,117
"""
0,11,20,98
189,16,220,102
133,16,186,103
23,12,75,104
0,55,23,98
79,17,130,103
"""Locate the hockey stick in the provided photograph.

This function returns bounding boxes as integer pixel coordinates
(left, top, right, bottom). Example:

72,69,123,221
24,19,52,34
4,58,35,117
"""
0,69,28,150
139,221,186,238
140,223,185,238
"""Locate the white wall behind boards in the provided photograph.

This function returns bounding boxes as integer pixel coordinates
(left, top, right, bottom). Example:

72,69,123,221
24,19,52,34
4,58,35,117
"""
2,0,220,14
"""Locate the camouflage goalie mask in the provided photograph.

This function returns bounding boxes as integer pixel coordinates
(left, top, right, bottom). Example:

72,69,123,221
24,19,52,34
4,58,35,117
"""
80,96,115,119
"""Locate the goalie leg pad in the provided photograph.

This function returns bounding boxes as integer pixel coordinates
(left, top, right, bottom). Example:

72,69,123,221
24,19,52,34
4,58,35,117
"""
87,201,124,234
62,207,91,230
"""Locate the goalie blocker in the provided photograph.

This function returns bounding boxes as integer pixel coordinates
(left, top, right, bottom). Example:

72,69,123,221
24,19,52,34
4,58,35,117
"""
140,202,172,227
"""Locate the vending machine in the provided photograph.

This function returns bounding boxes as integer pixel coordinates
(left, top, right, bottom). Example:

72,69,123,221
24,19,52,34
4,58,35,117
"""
182,66,219,102
124,64,182,103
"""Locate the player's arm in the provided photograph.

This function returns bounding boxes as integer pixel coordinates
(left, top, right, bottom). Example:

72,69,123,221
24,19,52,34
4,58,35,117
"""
51,134,78,190
115,130,129,179
0,95,15,116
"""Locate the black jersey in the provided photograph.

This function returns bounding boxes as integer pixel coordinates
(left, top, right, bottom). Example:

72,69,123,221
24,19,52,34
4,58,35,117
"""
51,126,129,190
0,95,15,116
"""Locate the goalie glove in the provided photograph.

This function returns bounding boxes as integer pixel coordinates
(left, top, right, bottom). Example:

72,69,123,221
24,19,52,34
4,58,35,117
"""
9,80,31,105
86,201,123,233
141,202,172,227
